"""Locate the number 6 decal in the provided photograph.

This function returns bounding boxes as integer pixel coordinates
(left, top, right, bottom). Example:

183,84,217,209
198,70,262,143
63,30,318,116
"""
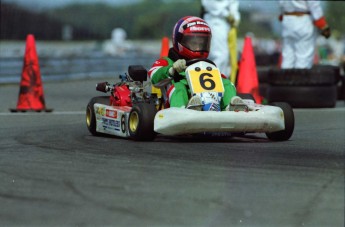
187,67,224,94
199,73,216,90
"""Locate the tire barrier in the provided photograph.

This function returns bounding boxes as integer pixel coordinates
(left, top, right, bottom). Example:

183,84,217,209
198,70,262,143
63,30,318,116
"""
339,76,345,100
257,66,270,99
268,65,340,86
267,85,337,108
266,65,340,108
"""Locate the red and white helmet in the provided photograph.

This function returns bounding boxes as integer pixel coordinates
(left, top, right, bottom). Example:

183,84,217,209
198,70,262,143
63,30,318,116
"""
172,16,212,59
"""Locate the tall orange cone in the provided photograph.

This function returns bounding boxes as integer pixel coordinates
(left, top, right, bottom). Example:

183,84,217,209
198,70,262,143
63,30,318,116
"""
10,34,52,112
159,36,169,58
236,36,263,104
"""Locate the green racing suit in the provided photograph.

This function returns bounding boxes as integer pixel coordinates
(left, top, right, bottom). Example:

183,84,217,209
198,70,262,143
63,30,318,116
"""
148,54,236,110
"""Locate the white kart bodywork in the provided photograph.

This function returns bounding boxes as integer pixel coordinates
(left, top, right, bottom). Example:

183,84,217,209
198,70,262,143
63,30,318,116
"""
94,103,131,138
154,60,286,136
154,105,285,136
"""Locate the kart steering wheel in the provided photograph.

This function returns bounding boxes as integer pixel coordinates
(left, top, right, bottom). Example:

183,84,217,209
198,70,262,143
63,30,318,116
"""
186,58,217,67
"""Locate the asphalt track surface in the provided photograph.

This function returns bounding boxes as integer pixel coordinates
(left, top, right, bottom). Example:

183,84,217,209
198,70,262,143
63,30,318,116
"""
0,78,344,226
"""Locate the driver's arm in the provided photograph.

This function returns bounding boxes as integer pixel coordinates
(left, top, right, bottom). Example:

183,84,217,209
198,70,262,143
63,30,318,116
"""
148,57,174,85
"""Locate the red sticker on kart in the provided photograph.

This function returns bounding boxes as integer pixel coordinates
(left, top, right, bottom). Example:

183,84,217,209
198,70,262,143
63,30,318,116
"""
106,109,118,119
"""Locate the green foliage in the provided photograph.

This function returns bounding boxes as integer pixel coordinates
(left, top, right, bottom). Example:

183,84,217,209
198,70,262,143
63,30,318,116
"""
325,1,345,35
48,0,274,40
237,11,274,38
48,0,345,40
48,0,202,39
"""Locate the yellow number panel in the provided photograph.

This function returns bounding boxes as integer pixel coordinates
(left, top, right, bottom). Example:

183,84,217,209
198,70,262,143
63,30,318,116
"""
187,69,225,94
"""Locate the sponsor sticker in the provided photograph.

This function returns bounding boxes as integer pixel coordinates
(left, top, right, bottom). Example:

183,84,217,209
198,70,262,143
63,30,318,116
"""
190,27,211,32
96,106,106,116
186,21,208,28
102,118,121,131
106,109,118,119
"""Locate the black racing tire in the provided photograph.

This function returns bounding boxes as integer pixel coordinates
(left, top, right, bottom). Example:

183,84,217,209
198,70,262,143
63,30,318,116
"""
259,83,269,99
267,85,337,108
255,52,280,66
128,103,157,141
268,65,340,86
339,76,345,100
266,102,294,141
86,96,109,136
257,66,270,83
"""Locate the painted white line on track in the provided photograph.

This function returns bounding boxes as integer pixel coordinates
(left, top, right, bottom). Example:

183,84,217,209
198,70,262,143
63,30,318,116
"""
0,111,85,116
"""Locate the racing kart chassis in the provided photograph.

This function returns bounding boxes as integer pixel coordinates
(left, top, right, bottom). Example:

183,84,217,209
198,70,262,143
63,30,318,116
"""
86,61,294,141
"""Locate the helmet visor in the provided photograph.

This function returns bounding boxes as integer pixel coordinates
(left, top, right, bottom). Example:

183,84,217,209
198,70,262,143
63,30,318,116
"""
181,33,211,52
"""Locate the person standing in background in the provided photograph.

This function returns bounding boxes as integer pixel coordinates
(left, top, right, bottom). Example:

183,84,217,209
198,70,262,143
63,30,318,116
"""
279,0,331,69
201,0,240,78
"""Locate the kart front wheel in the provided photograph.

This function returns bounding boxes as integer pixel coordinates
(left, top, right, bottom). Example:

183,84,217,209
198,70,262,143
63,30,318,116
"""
266,102,294,141
128,103,157,141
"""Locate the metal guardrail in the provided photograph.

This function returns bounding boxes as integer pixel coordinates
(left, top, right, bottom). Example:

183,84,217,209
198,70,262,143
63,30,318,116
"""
0,54,156,84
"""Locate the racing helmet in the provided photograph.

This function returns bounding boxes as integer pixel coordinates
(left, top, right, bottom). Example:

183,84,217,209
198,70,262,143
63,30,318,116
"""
172,16,212,59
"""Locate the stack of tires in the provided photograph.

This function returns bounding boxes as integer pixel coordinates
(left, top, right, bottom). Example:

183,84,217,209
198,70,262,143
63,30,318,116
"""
255,52,280,99
266,65,341,108
257,66,270,99
340,72,345,101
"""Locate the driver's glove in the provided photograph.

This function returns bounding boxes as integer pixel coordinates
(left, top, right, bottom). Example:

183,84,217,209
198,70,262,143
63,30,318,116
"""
168,59,186,77
313,17,331,39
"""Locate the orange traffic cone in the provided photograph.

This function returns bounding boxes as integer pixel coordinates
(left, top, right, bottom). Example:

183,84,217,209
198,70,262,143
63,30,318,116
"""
160,36,169,58
236,36,263,104
10,34,52,112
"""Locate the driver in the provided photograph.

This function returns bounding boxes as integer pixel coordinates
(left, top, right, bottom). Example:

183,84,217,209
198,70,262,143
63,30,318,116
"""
148,16,241,110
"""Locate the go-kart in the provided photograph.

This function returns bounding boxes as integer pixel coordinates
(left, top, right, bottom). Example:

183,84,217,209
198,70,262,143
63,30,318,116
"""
86,59,294,141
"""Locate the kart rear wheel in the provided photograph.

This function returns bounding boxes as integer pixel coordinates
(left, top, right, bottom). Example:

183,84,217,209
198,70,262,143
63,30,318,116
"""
86,96,109,136
266,102,294,141
128,103,157,141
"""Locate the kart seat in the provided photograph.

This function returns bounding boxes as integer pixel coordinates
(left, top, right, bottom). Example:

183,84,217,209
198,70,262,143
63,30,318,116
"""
128,65,147,83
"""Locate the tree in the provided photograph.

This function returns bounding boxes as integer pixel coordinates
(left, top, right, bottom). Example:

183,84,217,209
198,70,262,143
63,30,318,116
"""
325,1,345,35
